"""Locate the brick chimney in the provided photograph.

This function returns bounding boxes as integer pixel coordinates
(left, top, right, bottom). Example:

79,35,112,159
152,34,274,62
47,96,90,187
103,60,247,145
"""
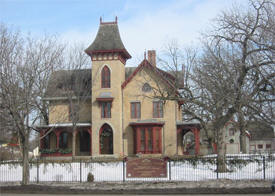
148,50,156,67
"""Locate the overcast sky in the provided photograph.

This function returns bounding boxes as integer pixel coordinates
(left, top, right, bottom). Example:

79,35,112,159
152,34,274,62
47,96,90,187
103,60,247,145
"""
0,0,249,66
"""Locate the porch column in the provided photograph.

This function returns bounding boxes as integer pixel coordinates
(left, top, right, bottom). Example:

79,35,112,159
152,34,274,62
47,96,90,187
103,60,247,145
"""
177,128,182,155
56,130,60,149
192,127,200,155
136,127,140,153
40,130,44,149
72,130,76,156
158,127,162,154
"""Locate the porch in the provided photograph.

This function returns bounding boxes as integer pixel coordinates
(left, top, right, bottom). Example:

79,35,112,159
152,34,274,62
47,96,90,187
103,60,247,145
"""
177,121,201,155
38,123,92,157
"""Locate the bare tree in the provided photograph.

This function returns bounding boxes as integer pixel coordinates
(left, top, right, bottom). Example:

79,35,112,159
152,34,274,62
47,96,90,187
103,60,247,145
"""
0,23,64,184
155,0,274,171
42,43,91,156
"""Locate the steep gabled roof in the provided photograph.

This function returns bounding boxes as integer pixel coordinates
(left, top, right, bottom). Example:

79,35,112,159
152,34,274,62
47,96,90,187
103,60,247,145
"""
45,69,91,99
247,121,274,141
44,67,136,99
85,19,131,59
121,59,179,93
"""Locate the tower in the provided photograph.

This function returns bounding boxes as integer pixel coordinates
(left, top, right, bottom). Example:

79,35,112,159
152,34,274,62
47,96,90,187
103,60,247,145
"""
85,17,131,156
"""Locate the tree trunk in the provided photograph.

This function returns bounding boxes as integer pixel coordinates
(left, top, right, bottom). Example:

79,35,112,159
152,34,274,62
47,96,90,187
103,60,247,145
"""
238,111,247,153
240,132,247,153
216,129,228,172
72,129,76,157
21,135,30,185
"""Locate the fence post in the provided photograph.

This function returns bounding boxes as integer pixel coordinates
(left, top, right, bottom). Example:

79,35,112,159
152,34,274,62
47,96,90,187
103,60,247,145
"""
36,158,39,183
80,159,82,183
263,156,265,180
168,158,171,181
123,158,125,182
216,156,219,179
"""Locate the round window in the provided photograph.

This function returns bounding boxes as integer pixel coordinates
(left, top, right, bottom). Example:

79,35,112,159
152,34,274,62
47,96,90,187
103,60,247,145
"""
142,83,151,92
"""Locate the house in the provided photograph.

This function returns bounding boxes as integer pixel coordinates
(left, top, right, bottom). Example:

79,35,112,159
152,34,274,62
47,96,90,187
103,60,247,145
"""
38,18,258,158
37,17,201,158
222,122,250,154
248,121,275,154
192,121,250,155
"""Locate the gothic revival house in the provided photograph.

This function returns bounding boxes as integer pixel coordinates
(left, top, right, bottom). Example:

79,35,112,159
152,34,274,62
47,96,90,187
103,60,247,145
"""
38,18,202,158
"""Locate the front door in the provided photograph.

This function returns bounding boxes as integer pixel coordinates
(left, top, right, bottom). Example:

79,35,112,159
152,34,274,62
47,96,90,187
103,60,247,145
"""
100,124,113,154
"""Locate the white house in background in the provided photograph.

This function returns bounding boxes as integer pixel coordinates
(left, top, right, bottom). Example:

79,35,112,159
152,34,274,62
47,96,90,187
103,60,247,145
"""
33,147,40,157
248,121,274,154
224,123,250,154
188,120,250,155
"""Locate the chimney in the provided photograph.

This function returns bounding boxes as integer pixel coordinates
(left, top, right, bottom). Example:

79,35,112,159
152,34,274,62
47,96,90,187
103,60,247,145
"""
148,50,156,67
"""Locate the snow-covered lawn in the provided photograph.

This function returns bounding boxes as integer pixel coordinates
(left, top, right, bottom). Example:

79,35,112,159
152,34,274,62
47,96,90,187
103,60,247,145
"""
0,156,274,182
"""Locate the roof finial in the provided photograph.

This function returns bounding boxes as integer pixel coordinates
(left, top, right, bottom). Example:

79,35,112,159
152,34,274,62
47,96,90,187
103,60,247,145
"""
100,17,102,24
115,16,118,23
144,50,146,60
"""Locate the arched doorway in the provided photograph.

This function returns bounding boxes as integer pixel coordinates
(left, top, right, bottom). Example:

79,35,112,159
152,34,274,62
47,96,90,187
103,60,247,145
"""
177,125,200,155
99,124,113,154
59,131,72,150
42,132,57,150
182,130,195,155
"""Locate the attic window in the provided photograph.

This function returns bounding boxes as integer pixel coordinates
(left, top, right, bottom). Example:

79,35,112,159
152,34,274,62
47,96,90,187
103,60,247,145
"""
142,83,151,92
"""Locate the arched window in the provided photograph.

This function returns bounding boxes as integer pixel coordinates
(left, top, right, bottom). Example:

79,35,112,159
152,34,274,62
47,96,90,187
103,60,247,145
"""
59,132,68,149
42,132,56,149
101,66,110,88
43,134,50,149
142,83,151,92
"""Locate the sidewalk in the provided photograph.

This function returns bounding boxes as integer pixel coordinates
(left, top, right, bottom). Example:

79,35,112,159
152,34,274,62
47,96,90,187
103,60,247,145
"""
0,179,273,194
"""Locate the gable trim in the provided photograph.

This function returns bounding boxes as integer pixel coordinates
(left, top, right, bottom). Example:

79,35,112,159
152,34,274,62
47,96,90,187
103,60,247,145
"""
121,60,178,95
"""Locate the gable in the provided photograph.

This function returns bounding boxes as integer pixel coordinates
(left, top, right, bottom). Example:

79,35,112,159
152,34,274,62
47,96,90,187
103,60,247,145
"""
122,60,178,94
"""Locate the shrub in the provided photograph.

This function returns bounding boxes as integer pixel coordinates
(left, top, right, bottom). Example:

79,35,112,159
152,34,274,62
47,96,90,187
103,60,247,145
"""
87,172,94,182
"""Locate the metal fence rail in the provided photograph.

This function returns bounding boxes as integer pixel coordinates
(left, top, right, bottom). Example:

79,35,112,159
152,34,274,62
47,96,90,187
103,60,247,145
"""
0,154,274,183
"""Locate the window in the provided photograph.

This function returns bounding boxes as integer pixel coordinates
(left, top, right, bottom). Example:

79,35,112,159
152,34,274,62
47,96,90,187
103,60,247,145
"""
59,132,68,149
153,101,163,118
135,127,162,154
131,102,141,119
101,102,111,118
142,83,151,92
257,144,263,149
101,66,110,88
266,144,271,149
140,129,145,152
229,128,235,136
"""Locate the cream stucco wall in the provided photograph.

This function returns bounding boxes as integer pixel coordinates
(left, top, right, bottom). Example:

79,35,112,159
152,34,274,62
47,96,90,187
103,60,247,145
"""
49,102,69,124
122,66,178,157
91,53,125,157
49,100,91,124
